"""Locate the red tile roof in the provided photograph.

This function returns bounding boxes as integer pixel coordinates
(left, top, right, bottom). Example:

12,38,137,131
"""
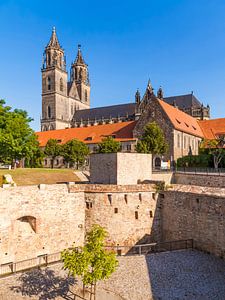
36,121,137,147
158,99,204,138
198,118,225,140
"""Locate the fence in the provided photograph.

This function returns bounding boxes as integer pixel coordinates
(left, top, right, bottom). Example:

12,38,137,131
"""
175,167,225,175
0,239,193,278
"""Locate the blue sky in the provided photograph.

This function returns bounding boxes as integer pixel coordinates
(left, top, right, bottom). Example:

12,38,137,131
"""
0,0,225,130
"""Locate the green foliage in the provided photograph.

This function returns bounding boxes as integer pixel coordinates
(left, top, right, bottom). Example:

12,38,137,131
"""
44,139,62,168
61,224,118,293
177,154,213,168
0,99,40,167
136,122,168,155
154,181,167,192
200,138,225,169
62,139,89,169
97,136,121,153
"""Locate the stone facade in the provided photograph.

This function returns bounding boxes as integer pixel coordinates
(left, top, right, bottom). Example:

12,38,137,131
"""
133,97,202,165
41,29,90,131
162,185,225,258
90,153,152,184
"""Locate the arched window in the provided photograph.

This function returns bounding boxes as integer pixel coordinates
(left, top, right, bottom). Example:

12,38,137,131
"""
85,90,88,102
60,78,63,92
47,106,51,118
50,124,54,130
47,77,51,91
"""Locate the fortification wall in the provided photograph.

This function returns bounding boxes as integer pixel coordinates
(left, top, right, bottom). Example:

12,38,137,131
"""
0,184,85,264
174,172,225,188
162,185,225,258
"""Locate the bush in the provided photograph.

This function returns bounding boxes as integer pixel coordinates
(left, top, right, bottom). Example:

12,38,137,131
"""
177,154,213,168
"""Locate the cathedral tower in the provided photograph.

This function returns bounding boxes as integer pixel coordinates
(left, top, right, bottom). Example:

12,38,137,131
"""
41,27,69,131
70,45,90,107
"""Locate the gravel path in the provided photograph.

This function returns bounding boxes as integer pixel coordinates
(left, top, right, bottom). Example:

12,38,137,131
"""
0,250,225,300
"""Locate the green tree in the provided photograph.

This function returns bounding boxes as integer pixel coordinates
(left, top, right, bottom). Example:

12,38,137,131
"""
136,122,168,155
200,138,225,169
97,136,121,153
62,139,89,169
0,99,40,168
62,224,118,300
44,139,62,168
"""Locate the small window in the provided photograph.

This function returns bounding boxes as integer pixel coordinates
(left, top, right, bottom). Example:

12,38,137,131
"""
139,193,142,202
111,135,116,139
185,122,189,127
60,78,63,92
124,194,128,204
152,193,156,200
86,202,92,209
85,90,88,102
47,77,51,91
135,211,138,220
176,118,181,124
192,126,196,130
196,198,199,204
47,106,51,118
85,137,93,141
114,208,118,214
177,134,180,148
159,193,165,198
127,144,131,151
108,194,112,205
150,211,153,218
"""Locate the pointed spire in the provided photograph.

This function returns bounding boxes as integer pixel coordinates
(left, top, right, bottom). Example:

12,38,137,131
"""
74,44,86,65
135,89,141,104
145,79,154,99
47,27,61,49
157,86,163,99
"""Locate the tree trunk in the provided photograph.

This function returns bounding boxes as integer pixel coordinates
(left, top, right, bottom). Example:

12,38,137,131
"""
94,283,96,300
51,158,54,169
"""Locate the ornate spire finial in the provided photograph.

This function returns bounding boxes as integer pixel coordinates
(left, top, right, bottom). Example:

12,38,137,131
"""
52,26,56,33
135,88,141,104
78,44,81,50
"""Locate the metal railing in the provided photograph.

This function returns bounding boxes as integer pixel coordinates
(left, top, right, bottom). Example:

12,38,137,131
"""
0,239,193,278
175,167,225,175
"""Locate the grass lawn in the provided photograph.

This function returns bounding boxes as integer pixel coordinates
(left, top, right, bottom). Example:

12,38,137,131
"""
0,168,80,186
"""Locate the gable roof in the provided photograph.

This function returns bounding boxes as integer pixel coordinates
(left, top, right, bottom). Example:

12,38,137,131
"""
73,103,136,122
36,121,137,147
164,93,202,109
198,118,225,140
157,99,204,138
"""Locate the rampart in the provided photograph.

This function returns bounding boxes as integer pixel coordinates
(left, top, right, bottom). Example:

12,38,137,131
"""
0,180,225,265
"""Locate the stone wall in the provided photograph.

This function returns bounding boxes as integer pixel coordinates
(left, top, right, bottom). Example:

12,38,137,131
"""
90,153,152,184
174,172,225,188
0,184,85,264
162,185,225,258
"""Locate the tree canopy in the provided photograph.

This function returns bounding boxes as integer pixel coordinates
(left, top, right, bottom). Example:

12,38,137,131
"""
61,224,118,299
62,139,90,169
136,122,168,155
0,99,40,167
44,139,62,168
97,136,121,153
200,137,225,169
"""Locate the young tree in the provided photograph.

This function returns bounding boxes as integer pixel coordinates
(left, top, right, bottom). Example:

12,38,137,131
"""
136,122,168,155
200,138,225,169
97,136,121,153
62,139,90,169
0,100,40,168
44,139,62,168
62,225,118,300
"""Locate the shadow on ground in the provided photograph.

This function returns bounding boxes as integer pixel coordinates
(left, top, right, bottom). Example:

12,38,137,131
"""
10,267,76,300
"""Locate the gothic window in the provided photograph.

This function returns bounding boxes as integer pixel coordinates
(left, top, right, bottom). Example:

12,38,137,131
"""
177,134,180,148
184,136,186,149
71,106,73,115
47,54,51,66
85,90,88,102
47,106,51,118
60,78,63,92
50,124,54,130
47,77,51,91
75,68,78,80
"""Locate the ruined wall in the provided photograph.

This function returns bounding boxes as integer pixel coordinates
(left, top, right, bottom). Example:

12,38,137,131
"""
73,184,161,246
174,172,225,188
0,184,85,264
162,185,225,258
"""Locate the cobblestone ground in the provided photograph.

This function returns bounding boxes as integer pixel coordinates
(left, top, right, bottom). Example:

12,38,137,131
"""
0,250,225,300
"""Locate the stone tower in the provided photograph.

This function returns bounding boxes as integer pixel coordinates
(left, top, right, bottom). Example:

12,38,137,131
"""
70,45,90,107
41,28,90,131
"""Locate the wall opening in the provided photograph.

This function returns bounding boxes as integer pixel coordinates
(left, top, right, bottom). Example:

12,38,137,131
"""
124,194,128,204
135,211,138,220
114,208,118,214
17,216,37,234
150,211,153,218
139,193,142,202
108,194,112,205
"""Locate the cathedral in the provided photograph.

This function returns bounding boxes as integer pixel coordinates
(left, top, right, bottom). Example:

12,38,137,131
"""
41,28,210,132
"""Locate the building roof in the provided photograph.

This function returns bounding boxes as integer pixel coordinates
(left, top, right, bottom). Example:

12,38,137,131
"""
158,99,204,138
164,93,202,109
47,27,62,49
74,103,136,122
198,118,225,139
36,121,137,147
